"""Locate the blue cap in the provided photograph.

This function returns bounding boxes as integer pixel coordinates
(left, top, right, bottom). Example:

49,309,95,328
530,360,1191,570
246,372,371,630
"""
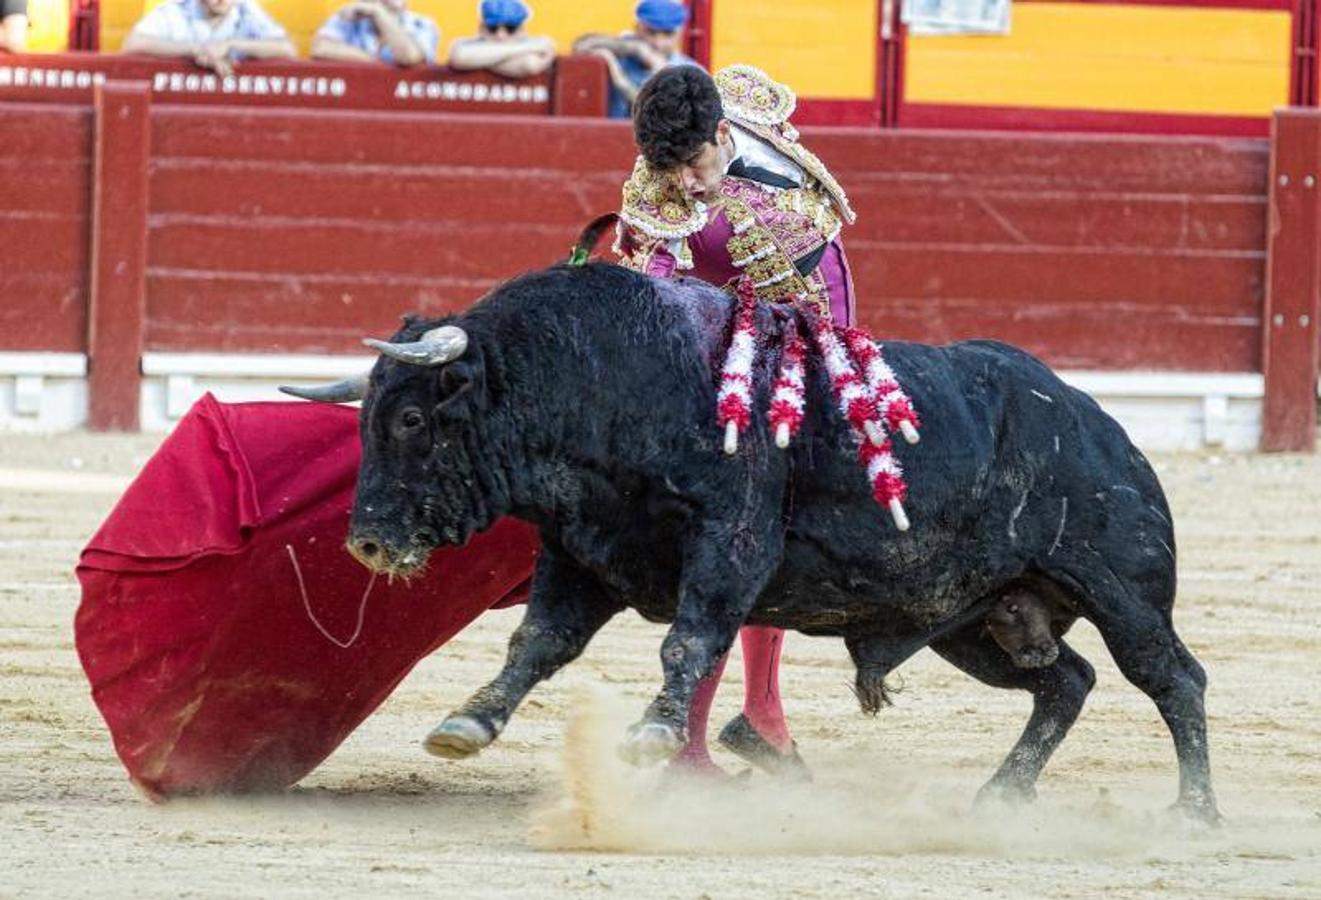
481,0,530,28
635,0,687,31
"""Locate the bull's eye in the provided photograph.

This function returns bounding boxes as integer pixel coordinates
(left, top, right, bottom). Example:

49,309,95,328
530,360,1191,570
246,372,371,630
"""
1007,603,1019,615
401,409,425,429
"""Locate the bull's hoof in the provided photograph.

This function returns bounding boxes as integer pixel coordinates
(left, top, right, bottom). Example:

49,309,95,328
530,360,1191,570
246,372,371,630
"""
423,715,494,760
974,778,1036,809
1169,796,1223,830
618,722,683,768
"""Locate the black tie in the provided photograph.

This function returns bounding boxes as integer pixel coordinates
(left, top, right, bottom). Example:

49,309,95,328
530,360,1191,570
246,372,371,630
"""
725,158,826,276
726,157,798,190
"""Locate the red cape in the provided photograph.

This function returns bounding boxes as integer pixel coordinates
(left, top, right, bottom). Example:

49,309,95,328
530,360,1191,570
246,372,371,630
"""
75,394,538,798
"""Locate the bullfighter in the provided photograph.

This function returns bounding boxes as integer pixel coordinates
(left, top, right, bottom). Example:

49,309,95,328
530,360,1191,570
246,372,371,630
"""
613,64,858,779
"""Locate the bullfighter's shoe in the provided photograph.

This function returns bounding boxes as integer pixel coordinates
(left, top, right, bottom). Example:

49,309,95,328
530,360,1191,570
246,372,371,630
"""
662,756,752,785
717,714,812,782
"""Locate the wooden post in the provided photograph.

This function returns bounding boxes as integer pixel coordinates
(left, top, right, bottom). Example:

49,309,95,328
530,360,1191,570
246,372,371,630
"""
879,0,905,128
551,55,608,118
87,80,150,431
686,0,713,70
1261,109,1321,452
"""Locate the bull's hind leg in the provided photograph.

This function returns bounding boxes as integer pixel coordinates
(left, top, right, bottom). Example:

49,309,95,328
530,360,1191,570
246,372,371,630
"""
929,625,1095,804
1058,553,1219,823
425,547,622,759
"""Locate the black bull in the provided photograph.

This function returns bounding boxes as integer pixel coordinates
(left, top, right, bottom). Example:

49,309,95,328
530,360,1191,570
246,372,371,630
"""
288,261,1218,822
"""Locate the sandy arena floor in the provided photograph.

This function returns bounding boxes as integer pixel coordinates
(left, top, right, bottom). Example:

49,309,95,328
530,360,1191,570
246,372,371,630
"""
1,431,1318,898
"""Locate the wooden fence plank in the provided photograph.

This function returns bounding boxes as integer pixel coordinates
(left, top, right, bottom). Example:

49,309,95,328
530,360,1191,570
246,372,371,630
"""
1261,109,1321,450
87,81,149,430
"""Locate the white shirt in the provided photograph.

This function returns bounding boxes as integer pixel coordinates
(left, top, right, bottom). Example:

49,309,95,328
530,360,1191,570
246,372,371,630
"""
132,0,287,48
726,123,805,188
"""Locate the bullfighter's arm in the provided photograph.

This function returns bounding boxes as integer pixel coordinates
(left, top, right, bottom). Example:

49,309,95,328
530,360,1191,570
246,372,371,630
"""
614,220,679,278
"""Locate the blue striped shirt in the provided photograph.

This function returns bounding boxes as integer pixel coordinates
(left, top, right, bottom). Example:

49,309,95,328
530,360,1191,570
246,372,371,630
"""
315,8,439,65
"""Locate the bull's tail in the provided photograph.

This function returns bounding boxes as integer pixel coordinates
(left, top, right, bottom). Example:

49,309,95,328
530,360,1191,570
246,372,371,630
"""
565,213,620,267
852,666,900,715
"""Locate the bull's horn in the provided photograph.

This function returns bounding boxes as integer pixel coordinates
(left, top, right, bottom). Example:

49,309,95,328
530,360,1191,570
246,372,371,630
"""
278,373,369,403
364,325,468,367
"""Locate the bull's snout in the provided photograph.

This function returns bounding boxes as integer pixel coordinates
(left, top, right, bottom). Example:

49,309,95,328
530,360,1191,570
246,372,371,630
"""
347,526,441,575
347,532,388,570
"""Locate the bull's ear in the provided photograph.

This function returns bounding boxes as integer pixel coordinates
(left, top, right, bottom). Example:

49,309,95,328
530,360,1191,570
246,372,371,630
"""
434,361,475,417
440,362,473,398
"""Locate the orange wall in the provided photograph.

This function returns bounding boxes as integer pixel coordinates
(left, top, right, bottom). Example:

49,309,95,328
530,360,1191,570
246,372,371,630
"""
102,0,639,59
23,0,70,51
711,0,878,100
905,3,1292,117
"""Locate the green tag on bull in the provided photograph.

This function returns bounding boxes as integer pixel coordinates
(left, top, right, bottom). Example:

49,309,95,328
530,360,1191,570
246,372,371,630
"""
566,245,590,267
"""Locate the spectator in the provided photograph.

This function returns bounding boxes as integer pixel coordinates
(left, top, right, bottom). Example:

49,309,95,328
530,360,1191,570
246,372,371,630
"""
311,0,439,67
121,0,295,77
0,0,26,52
573,0,696,119
447,0,555,78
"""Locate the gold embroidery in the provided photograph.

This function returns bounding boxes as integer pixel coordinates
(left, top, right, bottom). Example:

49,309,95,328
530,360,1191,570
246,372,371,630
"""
717,194,831,316
736,119,855,225
618,69,854,242
772,189,842,242
715,64,796,127
616,65,849,317
675,238,693,271
619,156,706,240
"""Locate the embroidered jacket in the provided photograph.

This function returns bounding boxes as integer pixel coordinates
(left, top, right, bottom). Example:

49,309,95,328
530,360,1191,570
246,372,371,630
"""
614,65,856,319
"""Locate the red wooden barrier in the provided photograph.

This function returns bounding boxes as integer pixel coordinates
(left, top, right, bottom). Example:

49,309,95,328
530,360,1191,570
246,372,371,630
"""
142,109,634,354
0,52,606,117
1262,110,1321,451
135,117,1270,371
0,104,90,353
88,81,150,431
812,128,1269,371
0,94,1314,447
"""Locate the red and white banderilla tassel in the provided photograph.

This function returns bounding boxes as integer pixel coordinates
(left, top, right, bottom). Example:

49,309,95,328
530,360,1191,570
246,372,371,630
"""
768,319,807,448
860,436,910,532
841,327,921,446
716,278,759,455
810,316,911,532
809,315,887,449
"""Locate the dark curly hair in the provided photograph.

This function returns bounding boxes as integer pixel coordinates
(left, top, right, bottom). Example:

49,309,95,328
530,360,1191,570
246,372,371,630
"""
632,66,724,171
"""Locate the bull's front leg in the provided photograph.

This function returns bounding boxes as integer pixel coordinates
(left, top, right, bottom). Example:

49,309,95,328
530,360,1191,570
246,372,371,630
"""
425,544,622,760
620,518,782,766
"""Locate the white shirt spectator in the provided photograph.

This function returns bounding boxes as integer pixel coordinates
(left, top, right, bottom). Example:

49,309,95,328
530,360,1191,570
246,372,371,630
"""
132,0,288,55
